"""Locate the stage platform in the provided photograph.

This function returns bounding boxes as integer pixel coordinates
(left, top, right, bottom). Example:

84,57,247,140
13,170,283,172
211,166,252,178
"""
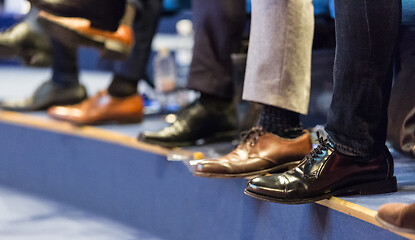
1,67,415,240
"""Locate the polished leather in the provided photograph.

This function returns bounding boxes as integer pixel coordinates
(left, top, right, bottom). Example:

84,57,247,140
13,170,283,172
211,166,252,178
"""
245,138,397,204
138,100,237,147
1,80,86,112
29,0,125,32
0,20,51,67
376,203,415,233
194,127,312,178
48,90,143,125
38,11,133,59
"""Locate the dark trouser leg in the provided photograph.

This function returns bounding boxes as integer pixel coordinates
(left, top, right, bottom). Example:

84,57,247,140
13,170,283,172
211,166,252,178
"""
187,0,246,100
325,0,401,156
51,39,79,86
108,0,162,98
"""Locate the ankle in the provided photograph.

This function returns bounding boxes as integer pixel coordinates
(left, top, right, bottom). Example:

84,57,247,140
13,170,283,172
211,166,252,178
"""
259,104,303,139
108,74,138,98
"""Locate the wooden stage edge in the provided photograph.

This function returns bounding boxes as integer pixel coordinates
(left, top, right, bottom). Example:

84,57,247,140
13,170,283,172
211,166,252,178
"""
0,110,414,240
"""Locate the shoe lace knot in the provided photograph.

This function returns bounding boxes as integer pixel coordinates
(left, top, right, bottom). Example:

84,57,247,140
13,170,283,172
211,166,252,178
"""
239,126,265,147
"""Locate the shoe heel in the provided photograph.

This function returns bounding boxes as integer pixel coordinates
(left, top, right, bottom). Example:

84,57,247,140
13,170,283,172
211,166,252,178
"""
357,176,397,195
101,39,131,60
336,177,397,196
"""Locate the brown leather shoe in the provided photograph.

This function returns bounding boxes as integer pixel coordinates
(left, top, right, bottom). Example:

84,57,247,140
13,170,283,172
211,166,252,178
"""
48,90,143,125
245,136,397,204
193,127,313,178
376,203,415,234
38,11,134,59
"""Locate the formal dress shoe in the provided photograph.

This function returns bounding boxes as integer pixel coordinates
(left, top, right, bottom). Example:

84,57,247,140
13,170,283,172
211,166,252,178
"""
0,20,51,67
47,90,143,125
376,202,415,234
38,11,134,59
245,135,397,204
194,127,312,178
1,81,87,112
138,100,237,148
29,0,125,32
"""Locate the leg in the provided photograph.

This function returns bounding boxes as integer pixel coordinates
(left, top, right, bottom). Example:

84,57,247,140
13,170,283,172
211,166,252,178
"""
245,0,400,203
325,0,401,156
1,39,87,111
108,0,162,98
138,0,246,147
187,0,246,100
46,0,159,125
194,0,315,178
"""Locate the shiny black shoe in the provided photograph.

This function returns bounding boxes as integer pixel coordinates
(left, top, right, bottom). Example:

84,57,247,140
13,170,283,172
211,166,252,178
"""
244,135,397,204
1,80,87,112
29,0,125,32
138,100,237,148
0,20,51,67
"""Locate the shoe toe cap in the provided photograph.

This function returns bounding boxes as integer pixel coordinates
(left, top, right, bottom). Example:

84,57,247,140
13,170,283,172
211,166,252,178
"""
195,160,232,174
246,174,288,198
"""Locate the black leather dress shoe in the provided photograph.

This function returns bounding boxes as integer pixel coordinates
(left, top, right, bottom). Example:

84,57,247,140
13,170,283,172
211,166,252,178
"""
138,100,237,148
0,20,51,67
1,80,87,112
245,136,397,204
29,0,125,32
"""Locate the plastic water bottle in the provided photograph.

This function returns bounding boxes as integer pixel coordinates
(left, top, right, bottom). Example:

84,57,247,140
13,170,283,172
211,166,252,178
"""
153,47,176,93
175,19,194,87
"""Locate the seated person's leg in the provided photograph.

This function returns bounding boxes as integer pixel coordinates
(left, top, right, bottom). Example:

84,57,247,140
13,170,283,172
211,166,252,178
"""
1,39,87,111
138,0,246,148
246,0,400,204
47,0,162,125
194,0,315,178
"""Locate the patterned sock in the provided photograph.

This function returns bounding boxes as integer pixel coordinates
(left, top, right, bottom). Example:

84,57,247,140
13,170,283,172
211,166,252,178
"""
259,104,303,138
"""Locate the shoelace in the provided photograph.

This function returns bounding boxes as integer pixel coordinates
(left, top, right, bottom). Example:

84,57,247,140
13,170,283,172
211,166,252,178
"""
305,132,331,161
239,126,265,147
285,132,333,176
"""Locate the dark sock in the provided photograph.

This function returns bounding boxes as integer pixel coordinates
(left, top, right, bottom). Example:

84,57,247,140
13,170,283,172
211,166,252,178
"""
259,104,303,138
108,74,139,98
199,93,233,111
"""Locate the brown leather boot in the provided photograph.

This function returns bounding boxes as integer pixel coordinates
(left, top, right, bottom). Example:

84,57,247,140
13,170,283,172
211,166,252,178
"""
194,127,312,178
376,202,415,234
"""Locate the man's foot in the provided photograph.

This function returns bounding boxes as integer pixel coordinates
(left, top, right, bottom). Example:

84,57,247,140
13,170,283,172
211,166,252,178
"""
1,81,87,112
376,202,415,234
194,127,312,178
138,100,237,148
244,135,397,204
28,0,125,32
47,90,143,125
38,11,134,59
0,20,51,67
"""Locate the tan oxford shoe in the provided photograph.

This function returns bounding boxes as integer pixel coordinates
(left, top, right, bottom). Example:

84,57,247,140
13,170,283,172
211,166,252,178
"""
194,127,312,178
48,90,143,125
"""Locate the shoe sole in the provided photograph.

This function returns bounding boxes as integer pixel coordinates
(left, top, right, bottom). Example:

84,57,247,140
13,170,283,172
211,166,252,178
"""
193,161,301,179
49,115,143,126
38,16,130,60
244,176,398,204
1,96,87,112
375,213,415,234
139,130,237,148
